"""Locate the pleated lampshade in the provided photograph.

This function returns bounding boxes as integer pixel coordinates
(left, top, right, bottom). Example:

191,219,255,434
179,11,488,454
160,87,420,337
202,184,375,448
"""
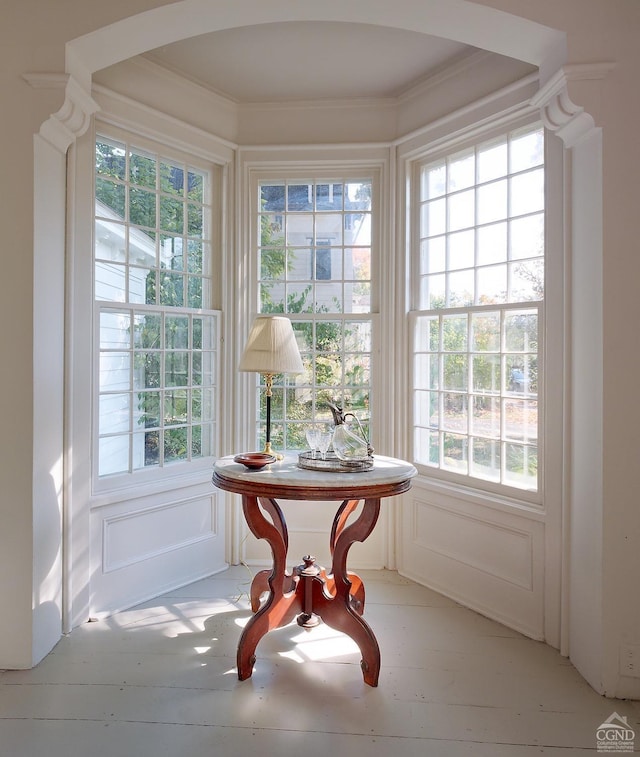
239,315,303,375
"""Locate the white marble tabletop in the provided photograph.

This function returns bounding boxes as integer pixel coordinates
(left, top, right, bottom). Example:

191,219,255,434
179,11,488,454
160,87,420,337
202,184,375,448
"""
213,453,417,490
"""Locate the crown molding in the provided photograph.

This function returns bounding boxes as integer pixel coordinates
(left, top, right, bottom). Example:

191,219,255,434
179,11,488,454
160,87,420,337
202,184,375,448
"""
396,49,491,104
92,83,237,161
131,54,241,109
23,73,100,153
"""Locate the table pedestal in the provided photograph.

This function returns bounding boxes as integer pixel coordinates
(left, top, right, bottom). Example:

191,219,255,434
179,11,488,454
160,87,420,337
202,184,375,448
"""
239,495,380,686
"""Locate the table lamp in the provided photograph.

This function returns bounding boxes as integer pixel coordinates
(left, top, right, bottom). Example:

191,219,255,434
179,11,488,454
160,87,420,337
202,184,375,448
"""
239,315,304,456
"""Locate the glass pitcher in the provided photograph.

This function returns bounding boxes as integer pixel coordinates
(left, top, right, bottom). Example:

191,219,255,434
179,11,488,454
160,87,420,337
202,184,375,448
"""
327,402,373,461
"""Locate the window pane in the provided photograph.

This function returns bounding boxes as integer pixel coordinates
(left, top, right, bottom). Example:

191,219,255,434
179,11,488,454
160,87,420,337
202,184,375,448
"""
471,437,501,481
100,311,131,349
165,315,189,349
187,203,203,237
448,230,474,270
316,213,343,243
477,139,507,182
284,282,311,313
477,179,507,224
443,354,468,391
95,262,127,302
350,248,370,281
414,390,438,427
423,198,446,237
193,351,215,386
261,183,285,211
510,169,544,216
414,427,440,466
448,189,474,231
347,281,370,313
448,150,475,191
130,267,153,304
448,269,474,307
442,432,468,473
442,315,467,351
504,442,537,489
510,129,544,171
505,311,537,351
159,272,184,306
129,187,156,228
510,260,544,301
133,352,160,390
471,312,500,351
137,391,160,428
510,214,544,260
414,315,439,352
188,171,204,202
164,389,188,425
129,151,156,188
100,394,130,435
161,162,184,196
414,353,439,390
165,427,189,463
99,436,129,477
100,353,129,391
422,236,446,273
421,273,445,310
477,264,507,305
96,140,126,180
504,398,538,442
473,354,501,392
159,195,183,234
287,183,313,210
471,395,500,438
345,213,371,245
421,163,446,200
477,222,507,266
133,312,161,349
96,178,126,220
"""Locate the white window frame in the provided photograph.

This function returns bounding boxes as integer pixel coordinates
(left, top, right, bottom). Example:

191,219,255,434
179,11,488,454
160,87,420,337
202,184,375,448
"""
244,165,383,454
408,120,548,505
92,129,222,494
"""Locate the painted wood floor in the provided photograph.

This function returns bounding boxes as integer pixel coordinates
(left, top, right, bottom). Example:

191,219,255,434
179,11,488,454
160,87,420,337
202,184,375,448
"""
1,567,638,756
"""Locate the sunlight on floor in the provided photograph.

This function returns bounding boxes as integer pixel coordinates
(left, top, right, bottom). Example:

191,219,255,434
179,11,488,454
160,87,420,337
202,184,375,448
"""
285,625,359,662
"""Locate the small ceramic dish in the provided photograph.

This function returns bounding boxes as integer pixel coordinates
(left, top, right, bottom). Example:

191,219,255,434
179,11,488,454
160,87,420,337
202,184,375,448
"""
233,452,277,470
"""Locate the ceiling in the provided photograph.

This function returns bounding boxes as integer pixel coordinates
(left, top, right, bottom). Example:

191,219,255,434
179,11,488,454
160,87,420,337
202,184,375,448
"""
143,21,475,103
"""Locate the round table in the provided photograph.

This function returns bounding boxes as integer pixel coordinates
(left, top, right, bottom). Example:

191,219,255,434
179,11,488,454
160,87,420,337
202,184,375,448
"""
212,454,417,686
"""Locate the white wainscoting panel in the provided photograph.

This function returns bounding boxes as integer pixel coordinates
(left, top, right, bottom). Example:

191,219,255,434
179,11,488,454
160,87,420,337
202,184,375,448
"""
90,483,226,617
400,477,545,640
103,496,215,573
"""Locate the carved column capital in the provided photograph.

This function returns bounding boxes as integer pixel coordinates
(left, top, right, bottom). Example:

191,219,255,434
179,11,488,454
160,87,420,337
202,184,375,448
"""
531,63,615,147
23,73,100,154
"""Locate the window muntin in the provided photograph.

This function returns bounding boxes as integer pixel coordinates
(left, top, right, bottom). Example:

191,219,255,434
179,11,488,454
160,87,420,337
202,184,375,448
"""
95,137,218,480
258,179,372,315
254,178,374,450
97,306,217,476
412,125,544,493
95,138,212,309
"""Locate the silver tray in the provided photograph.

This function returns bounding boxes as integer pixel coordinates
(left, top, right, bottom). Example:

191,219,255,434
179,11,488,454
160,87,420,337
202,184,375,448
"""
297,450,374,473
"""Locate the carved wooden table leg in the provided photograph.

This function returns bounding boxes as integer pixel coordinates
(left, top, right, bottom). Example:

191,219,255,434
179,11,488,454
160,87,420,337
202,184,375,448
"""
237,495,301,680
320,496,382,686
